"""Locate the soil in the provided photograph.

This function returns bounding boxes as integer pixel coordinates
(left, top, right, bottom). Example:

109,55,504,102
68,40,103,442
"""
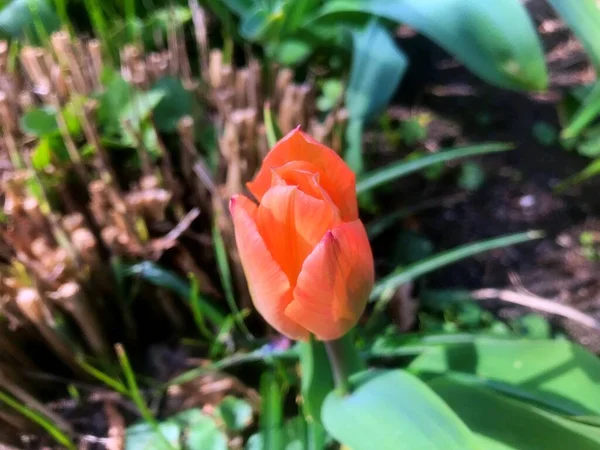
372,0,600,350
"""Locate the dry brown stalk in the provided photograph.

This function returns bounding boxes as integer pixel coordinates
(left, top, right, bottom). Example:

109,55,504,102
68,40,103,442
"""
15,288,80,371
49,282,108,356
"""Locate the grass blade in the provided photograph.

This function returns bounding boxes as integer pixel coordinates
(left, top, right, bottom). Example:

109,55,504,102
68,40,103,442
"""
370,230,543,303
212,220,253,340
356,143,513,194
264,102,283,148
121,261,226,327
0,390,75,450
115,344,176,450
561,81,600,139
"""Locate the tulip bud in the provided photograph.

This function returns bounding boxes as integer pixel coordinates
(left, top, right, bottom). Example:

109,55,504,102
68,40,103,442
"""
230,128,374,341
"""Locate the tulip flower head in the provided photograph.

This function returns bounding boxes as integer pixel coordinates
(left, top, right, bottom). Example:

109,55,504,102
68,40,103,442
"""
229,128,374,341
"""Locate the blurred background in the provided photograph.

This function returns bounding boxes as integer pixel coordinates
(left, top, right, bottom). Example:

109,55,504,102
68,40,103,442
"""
2,0,600,448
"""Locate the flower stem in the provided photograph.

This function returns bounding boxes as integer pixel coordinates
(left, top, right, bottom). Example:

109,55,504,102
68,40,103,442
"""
324,338,351,395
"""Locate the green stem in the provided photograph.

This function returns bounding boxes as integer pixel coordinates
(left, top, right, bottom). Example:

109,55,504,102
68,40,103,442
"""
324,338,351,395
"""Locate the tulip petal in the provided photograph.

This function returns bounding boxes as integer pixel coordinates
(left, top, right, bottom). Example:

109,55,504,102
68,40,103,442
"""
256,185,340,285
230,195,309,341
247,128,358,221
285,220,374,341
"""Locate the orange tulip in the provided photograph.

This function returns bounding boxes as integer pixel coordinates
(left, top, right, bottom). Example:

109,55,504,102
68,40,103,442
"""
229,128,374,341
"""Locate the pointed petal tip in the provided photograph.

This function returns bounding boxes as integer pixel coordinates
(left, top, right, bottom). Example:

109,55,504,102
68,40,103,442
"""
228,195,237,213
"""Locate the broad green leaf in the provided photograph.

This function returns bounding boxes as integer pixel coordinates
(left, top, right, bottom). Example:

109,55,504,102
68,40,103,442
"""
546,0,600,70
97,71,131,136
357,143,512,193
344,20,407,174
268,39,313,65
370,231,541,302
223,0,254,16
322,370,477,450
239,5,271,40
126,420,181,450
346,20,407,121
215,396,253,433
411,337,600,415
313,0,547,91
120,89,166,130
126,409,228,450
0,0,59,43
20,107,59,136
152,77,193,132
429,376,600,450
298,336,334,424
177,409,228,450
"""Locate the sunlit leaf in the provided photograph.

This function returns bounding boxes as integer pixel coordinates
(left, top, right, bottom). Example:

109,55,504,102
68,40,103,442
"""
322,370,477,450
429,376,600,450
313,0,547,91
412,337,600,415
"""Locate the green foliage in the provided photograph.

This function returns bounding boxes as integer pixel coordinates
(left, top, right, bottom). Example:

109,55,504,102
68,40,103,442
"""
126,409,228,450
321,370,478,450
0,0,59,43
356,142,513,194
429,376,600,450
214,396,253,432
370,231,542,303
298,336,334,424
314,0,547,91
344,19,407,174
410,337,600,416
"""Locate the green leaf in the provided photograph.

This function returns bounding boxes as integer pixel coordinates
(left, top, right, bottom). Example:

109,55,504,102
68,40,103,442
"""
177,409,228,450
126,409,228,450
256,371,284,450
346,19,407,121
370,231,542,302
215,396,253,433
31,138,53,169
269,39,313,65
357,143,512,193
313,0,547,91
98,71,131,136
126,420,180,450
152,77,193,132
239,5,271,40
120,89,166,131
0,0,60,43
20,107,59,136
546,0,600,71
246,415,320,450
562,81,600,140
298,336,334,424
458,162,485,191
322,370,477,450
555,159,600,191
263,103,283,149
429,376,600,450
120,262,225,327
344,20,407,174
411,337,600,416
